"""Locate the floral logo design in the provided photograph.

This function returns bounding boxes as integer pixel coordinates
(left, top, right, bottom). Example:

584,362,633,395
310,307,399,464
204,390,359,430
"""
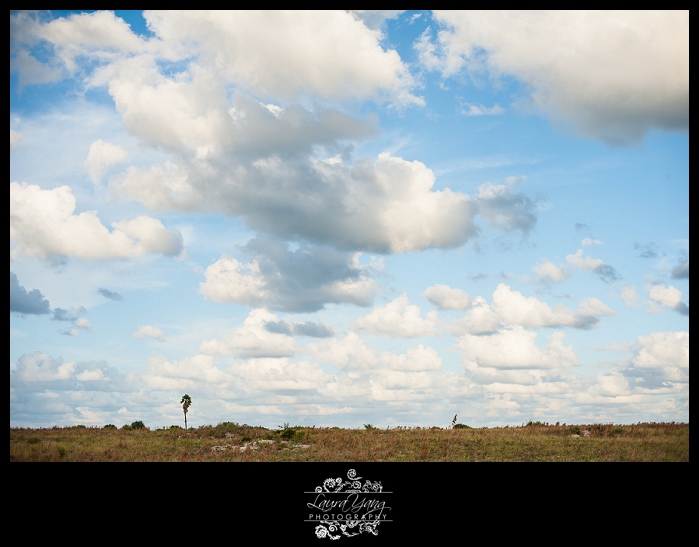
314,468,383,494
310,469,388,539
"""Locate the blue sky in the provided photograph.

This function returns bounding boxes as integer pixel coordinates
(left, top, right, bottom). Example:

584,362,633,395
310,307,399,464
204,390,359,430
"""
10,11,688,429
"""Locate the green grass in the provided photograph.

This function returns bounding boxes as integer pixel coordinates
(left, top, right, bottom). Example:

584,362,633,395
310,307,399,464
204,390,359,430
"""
9,421,688,462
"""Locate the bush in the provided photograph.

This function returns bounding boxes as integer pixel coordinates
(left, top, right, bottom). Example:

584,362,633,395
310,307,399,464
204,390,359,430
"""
130,420,146,430
453,424,471,429
279,427,296,440
104,424,117,429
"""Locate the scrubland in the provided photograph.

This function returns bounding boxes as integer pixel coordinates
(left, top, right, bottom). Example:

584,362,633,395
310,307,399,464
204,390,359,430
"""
10,421,688,462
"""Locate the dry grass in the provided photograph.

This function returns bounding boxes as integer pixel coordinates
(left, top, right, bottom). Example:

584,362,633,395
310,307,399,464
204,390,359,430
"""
9,421,688,462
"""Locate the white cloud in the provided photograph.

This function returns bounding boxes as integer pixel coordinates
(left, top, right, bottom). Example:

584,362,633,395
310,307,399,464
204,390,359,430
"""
354,294,438,337
492,284,612,329
582,238,603,246
11,352,129,392
533,261,570,282
199,243,379,313
308,332,442,372
449,284,614,334
424,284,471,310
198,309,297,358
133,325,166,342
566,249,604,271
473,178,537,234
457,326,579,370
74,317,92,330
459,103,505,116
143,10,421,105
84,139,129,184
566,249,619,283
632,331,689,383
10,49,63,87
647,284,689,315
142,354,229,390
14,352,76,382
10,129,23,149
18,10,147,72
230,358,329,392
421,11,689,145
10,182,183,260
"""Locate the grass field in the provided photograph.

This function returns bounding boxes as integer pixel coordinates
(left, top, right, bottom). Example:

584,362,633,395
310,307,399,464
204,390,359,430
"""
9,421,688,462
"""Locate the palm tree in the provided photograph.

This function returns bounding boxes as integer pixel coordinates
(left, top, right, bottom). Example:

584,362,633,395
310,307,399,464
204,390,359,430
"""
180,394,192,430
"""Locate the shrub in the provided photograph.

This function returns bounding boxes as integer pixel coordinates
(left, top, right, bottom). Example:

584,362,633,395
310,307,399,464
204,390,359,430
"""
130,420,146,430
453,424,471,429
279,427,296,441
364,424,377,430
104,424,117,429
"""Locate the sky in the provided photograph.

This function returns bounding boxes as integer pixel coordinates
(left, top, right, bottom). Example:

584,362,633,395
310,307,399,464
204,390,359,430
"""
10,10,689,429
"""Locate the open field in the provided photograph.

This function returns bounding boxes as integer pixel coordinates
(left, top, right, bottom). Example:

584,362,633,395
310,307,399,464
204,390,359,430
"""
10,421,688,462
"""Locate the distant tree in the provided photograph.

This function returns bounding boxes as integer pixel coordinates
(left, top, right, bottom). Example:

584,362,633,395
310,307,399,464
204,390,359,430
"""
180,394,192,430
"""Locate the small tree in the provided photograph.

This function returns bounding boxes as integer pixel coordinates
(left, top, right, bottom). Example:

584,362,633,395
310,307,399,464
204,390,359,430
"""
180,394,192,430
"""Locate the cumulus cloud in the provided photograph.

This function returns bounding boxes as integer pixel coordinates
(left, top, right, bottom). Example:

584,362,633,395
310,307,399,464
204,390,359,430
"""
12,12,546,256
142,353,229,391
492,284,613,330
457,326,579,370
11,352,129,392
419,11,689,145
10,271,51,315
133,325,166,342
11,11,147,73
647,284,689,316
532,261,570,283
424,284,471,310
199,240,379,313
198,309,297,358
631,331,689,383
141,10,421,104
354,294,438,337
449,284,614,334
566,249,620,283
229,358,330,392
10,182,183,260
84,139,129,184
117,147,480,254
473,177,537,234
308,332,442,372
